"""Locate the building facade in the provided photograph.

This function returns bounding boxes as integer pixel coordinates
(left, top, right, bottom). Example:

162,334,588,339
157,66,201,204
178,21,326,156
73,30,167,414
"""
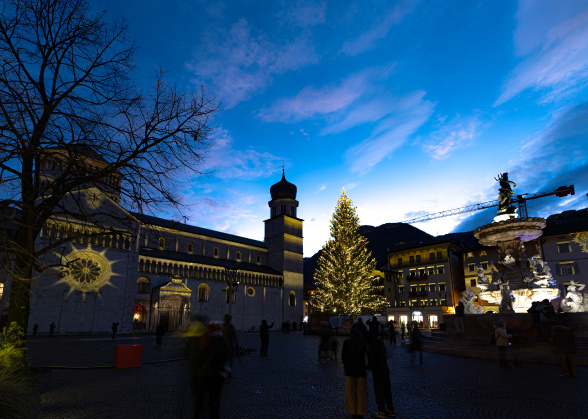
0,161,303,335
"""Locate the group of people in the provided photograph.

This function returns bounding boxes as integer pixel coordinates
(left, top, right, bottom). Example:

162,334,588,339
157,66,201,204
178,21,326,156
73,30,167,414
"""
342,317,396,419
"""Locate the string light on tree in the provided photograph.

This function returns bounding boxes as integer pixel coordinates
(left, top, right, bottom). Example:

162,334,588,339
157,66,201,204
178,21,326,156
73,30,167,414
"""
312,190,388,316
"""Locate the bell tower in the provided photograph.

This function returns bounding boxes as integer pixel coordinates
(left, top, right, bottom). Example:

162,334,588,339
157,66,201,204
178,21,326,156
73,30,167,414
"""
264,169,303,323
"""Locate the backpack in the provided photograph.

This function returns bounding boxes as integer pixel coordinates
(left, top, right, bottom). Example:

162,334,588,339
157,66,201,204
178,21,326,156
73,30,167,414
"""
490,330,497,345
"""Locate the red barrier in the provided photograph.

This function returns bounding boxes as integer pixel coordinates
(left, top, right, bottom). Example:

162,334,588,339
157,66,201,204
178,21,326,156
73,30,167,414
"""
113,344,143,369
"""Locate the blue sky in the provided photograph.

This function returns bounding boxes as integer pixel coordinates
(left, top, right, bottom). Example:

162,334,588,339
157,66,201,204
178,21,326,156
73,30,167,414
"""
97,0,588,256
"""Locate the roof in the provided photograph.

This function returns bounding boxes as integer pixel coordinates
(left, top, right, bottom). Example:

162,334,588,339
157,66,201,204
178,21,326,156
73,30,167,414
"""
132,212,266,248
543,208,588,237
270,169,297,200
139,247,282,276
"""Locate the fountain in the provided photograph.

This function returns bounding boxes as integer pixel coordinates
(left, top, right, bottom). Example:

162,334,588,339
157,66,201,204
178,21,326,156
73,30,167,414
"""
473,173,559,313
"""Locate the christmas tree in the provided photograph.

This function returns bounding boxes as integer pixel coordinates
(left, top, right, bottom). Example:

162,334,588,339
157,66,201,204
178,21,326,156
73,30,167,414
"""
312,190,388,316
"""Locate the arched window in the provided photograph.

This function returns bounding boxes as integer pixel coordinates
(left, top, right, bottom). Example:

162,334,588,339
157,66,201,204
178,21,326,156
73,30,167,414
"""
289,290,296,307
197,283,210,302
187,242,194,253
158,237,165,249
236,251,241,261
256,254,261,264
213,247,219,257
137,277,150,294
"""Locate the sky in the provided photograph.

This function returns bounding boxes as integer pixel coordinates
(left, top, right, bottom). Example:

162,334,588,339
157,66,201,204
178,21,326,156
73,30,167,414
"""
95,0,588,257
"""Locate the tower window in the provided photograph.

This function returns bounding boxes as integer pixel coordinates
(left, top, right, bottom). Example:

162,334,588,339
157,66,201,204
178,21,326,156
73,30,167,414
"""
158,237,165,249
256,255,261,263
236,251,241,261
213,247,219,257
198,283,210,302
187,242,194,253
289,291,296,307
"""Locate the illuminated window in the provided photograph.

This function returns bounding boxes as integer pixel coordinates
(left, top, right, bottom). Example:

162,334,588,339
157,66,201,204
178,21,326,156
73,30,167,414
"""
430,315,438,328
439,283,446,291
419,285,426,292
428,284,435,292
198,283,210,302
289,291,296,307
213,247,219,257
557,242,571,253
187,242,194,253
431,299,438,306
480,250,487,256
470,279,476,287
418,268,426,277
481,262,488,270
467,252,474,258
0,283,3,300
558,262,577,276
437,266,445,274
398,285,404,294
137,277,150,294
236,251,241,261
158,237,165,249
468,263,475,272
428,267,435,275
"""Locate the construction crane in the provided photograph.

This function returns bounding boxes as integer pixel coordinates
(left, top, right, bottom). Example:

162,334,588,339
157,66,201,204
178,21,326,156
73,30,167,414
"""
402,185,575,224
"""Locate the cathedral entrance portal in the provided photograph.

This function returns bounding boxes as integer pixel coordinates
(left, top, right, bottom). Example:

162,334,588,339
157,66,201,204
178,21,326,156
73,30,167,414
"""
158,295,189,331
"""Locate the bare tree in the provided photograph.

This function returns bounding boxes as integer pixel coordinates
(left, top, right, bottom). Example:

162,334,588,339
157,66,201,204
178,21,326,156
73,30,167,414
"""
0,0,217,330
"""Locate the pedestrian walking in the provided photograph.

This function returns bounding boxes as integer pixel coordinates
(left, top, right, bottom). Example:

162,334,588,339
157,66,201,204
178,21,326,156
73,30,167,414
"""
527,301,541,337
156,322,166,347
367,334,395,418
222,314,238,373
409,322,423,364
342,325,368,419
259,319,274,356
49,322,56,336
192,323,230,419
33,324,39,336
400,322,405,340
494,319,515,368
111,321,119,340
550,324,576,378
355,317,368,338
366,316,380,340
387,320,397,346
455,301,465,337
538,299,555,342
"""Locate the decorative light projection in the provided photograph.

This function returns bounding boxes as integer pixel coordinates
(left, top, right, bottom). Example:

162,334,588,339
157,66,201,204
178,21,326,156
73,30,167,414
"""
54,244,119,298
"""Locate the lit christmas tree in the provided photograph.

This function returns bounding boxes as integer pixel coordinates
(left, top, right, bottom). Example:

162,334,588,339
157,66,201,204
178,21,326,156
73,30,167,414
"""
312,190,388,316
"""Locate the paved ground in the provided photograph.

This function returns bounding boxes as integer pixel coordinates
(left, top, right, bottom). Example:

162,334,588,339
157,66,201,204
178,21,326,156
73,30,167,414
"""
28,332,588,418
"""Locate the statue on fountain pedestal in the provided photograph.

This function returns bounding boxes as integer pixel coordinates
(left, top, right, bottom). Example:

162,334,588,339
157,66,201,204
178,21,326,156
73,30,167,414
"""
526,254,553,288
499,282,515,313
495,172,518,220
560,281,588,313
460,289,485,314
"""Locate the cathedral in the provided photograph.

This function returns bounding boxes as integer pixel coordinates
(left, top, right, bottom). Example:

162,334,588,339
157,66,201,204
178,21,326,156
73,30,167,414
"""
1,149,303,335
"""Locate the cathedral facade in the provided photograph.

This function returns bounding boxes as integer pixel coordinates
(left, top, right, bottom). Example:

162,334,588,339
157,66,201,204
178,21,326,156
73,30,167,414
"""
1,162,303,336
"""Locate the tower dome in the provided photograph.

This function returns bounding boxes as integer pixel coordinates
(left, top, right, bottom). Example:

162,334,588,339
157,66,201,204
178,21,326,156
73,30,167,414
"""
270,169,297,200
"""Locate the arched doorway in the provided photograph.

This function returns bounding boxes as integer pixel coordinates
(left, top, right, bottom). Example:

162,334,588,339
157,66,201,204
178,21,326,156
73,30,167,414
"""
133,304,147,329
158,294,189,331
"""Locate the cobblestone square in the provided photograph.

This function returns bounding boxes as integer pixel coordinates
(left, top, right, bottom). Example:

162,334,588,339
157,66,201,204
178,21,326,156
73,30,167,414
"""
29,332,587,418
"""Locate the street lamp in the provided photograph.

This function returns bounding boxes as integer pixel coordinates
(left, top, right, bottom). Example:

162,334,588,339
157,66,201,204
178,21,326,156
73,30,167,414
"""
224,266,239,317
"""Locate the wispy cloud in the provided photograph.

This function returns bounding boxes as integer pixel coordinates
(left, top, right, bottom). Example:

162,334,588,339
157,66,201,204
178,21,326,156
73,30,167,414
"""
257,69,383,122
188,19,319,108
277,0,327,27
200,128,285,179
344,91,434,173
339,0,416,56
318,184,327,193
495,1,588,105
422,115,481,159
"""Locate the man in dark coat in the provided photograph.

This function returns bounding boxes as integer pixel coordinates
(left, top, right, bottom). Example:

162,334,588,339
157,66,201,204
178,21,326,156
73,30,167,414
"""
259,319,274,356
111,321,119,340
49,322,56,336
156,322,166,347
367,335,395,418
366,316,380,340
342,325,368,418
193,323,229,419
